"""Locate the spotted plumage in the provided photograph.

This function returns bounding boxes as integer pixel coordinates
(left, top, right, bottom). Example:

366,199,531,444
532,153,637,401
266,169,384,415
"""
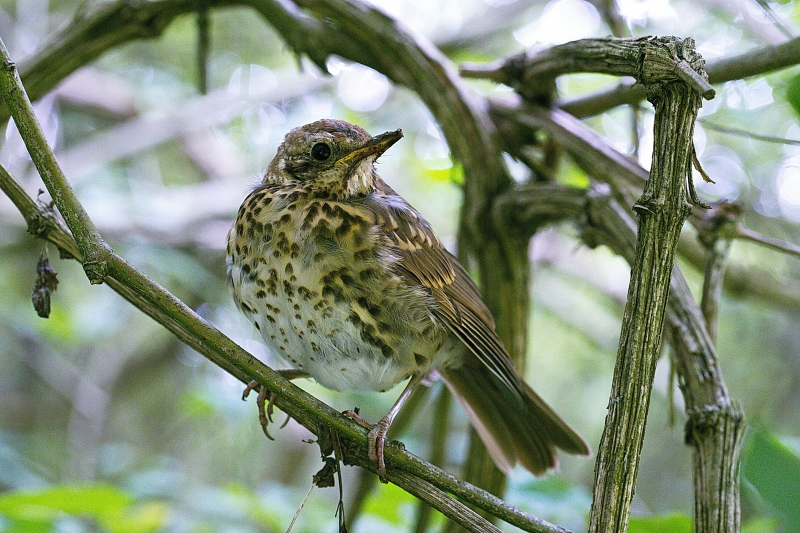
227,119,589,476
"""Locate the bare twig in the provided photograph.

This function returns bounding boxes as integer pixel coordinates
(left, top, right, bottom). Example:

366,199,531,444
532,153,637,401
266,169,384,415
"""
699,120,800,146
736,226,800,259
197,2,210,94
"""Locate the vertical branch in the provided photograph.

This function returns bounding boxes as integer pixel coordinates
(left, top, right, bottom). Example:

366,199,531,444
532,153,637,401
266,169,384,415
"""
588,39,701,533
680,202,746,533
667,275,745,533
695,202,742,343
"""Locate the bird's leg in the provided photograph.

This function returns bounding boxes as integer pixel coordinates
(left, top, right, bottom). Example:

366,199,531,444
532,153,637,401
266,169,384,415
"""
345,372,424,481
242,369,310,439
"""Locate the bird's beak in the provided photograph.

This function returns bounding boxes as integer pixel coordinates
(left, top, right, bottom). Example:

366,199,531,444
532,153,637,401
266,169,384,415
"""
339,129,403,166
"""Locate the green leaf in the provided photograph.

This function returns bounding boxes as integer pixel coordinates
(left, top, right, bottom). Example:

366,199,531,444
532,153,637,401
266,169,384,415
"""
742,517,780,533
742,427,800,531
362,482,414,526
0,484,165,533
627,513,693,533
787,72,800,118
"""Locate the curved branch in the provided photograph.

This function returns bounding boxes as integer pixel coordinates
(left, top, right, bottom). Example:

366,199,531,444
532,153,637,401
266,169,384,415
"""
462,36,715,102
490,95,800,313
561,36,800,117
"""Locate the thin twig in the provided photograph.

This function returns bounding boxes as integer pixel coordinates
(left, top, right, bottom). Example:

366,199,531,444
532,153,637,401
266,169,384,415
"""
700,119,800,146
197,2,210,94
753,0,794,40
736,226,800,259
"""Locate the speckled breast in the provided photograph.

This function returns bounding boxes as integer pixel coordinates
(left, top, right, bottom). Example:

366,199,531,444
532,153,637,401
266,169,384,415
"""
226,185,445,392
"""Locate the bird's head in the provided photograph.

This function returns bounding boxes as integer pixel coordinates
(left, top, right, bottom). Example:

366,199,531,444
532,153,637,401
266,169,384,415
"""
265,119,402,198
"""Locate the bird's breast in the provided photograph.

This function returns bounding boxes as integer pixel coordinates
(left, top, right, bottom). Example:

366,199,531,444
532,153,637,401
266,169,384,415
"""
227,187,447,392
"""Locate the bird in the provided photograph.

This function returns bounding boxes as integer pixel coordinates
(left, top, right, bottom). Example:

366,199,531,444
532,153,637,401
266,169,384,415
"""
226,118,589,478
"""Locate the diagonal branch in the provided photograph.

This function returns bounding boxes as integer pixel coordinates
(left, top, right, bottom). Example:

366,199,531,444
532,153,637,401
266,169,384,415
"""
0,33,568,533
2,0,526,505
0,39,111,284
489,96,800,313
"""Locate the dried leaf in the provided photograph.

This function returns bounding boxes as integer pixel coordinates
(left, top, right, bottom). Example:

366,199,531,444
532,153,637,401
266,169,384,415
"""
31,249,58,318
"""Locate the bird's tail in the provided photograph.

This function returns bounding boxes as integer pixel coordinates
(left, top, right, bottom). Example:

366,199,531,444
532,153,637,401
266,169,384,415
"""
440,356,590,475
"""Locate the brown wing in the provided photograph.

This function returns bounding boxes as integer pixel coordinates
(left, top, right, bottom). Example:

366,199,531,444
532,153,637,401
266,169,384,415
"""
368,179,521,395
368,179,590,472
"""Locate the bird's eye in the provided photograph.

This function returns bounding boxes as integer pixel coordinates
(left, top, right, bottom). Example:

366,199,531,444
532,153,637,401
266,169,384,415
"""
311,143,331,161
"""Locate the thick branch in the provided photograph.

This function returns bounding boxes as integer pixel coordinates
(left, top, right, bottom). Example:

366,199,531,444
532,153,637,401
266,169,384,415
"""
561,36,800,117
586,37,701,533
499,180,746,533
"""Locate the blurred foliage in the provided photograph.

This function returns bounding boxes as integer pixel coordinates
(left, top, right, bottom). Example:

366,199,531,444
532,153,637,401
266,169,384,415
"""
627,514,693,533
742,427,800,532
787,72,800,117
0,0,799,531
0,484,167,533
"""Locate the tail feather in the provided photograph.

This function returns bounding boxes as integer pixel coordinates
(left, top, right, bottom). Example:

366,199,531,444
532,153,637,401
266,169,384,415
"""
441,357,589,475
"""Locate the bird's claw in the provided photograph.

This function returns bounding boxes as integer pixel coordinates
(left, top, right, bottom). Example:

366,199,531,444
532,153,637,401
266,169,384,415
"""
344,410,390,482
242,380,287,440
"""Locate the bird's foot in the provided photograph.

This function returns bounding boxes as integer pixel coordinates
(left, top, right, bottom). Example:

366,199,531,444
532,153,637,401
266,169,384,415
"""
241,370,310,439
343,410,390,482
242,380,289,440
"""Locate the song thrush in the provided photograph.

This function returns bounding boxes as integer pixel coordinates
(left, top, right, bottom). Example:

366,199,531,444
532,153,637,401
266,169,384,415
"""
227,119,589,477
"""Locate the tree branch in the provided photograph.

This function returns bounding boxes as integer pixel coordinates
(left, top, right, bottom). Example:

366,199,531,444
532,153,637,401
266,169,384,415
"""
489,96,800,313
0,34,568,533
461,36,715,102
585,37,701,533
0,39,111,283
560,36,800,118
498,179,746,533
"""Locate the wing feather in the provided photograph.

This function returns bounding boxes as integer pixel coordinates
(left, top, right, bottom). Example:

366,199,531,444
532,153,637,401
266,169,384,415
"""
368,179,520,394
367,179,590,471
